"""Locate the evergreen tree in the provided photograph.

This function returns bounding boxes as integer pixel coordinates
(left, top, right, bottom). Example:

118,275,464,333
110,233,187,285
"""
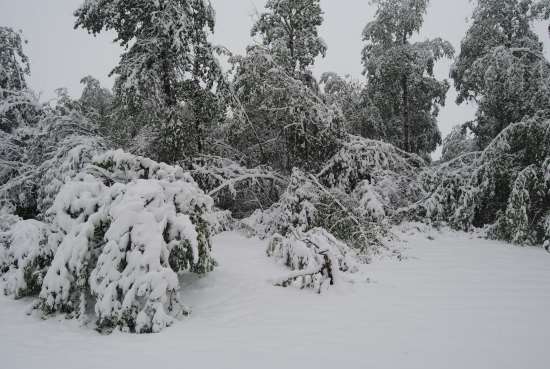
361,0,454,156
252,0,327,81
74,0,224,163
451,0,550,148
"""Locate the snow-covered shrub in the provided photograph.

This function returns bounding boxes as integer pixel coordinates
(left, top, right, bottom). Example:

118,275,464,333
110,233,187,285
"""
186,155,286,219
268,228,358,293
37,150,216,333
0,219,52,298
318,135,425,214
0,107,106,219
245,168,387,258
419,116,550,245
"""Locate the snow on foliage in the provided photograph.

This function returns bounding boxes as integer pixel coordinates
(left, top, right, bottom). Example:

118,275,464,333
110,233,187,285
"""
0,150,218,333
0,107,106,221
187,155,286,219
317,135,425,215
244,168,388,261
0,219,51,298
267,228,358,293
419,116,550,245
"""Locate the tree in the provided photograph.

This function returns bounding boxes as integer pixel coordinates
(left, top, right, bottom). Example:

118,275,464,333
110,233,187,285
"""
79,76,114,136
252,0,327,80
228,46,342,172
451,0,550,148
74,0,224,163
0,27,38,132
361,0,454,156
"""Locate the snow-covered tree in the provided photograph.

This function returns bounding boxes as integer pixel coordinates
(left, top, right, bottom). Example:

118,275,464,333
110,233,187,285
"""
228,46,343,172
252,0,326,80
74,0,225,163
317,134,425,213
320,72,376,137
79,76,114,136
361,0,454,156
451,0,550,148
0,27,39,132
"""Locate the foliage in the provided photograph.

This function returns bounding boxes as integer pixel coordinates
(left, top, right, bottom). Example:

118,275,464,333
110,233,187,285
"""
318,135,425,212
0,104,106,220
451,0,550,148
3,150,218,333
228,46,343,173
186,155,286,219
0,26,40,133
440,124,477,162
74,0,225,163
267,228,358,293
361,0,454,156
419,115,550,245
252,0,326,79
244,168,388,259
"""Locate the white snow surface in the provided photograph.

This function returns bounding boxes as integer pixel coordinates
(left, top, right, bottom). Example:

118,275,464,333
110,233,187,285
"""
1,225,549,369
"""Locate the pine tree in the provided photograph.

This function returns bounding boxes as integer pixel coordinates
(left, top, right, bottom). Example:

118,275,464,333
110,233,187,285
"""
252,0,327,81
451,0,550,148
74,0,224,163
361,0,454,157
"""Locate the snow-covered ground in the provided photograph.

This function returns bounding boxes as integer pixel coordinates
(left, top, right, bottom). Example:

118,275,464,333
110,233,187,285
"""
1,226,549,369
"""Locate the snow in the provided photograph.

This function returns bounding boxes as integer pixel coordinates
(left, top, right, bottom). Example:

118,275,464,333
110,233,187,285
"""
1,227,550,369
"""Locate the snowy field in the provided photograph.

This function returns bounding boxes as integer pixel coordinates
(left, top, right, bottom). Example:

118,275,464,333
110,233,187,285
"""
1,226,549,369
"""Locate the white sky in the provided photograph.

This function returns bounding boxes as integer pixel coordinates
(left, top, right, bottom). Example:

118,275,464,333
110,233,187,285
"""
1,0,549,156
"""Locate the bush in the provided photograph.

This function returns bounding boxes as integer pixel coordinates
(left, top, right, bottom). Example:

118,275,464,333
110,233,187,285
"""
0,150,218,333
267,228,358,293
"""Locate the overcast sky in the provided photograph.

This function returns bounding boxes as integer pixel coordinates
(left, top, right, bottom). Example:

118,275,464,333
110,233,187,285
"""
1,0,549,156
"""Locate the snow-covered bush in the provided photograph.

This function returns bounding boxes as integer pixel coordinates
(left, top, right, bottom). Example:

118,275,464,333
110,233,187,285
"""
0,107,106,220
419,116,550,245
244,168,387,258
268,228,358,293
0,219,52,298
35,150,216,333
1,149,219,333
